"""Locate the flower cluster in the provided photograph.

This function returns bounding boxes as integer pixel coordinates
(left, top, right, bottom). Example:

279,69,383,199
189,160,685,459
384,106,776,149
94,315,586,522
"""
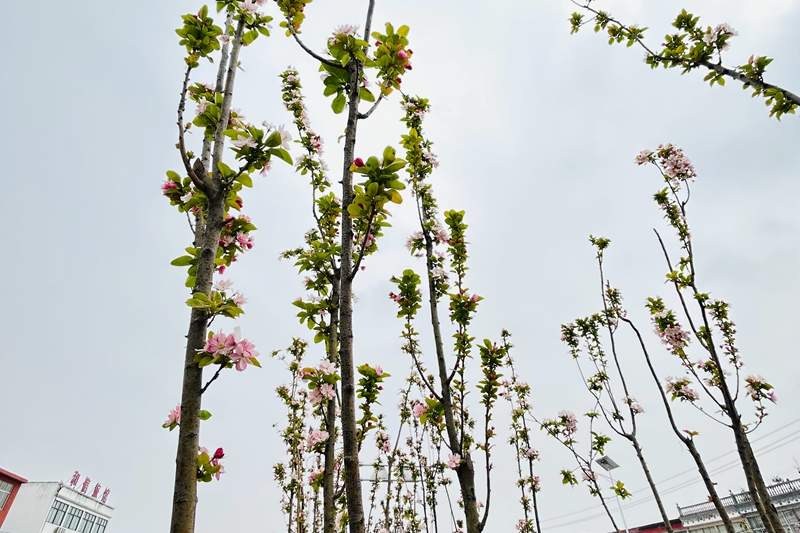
280,68,330,190
702,23,737,51
647,299,692,359
305,429,330,451
665,376,700,402
197,446,225,482
446,453,461,469
635,143,697,190
300,359,340,406
195,326,260,371
622,396,645,415
163,404,181,430
745,375,777,404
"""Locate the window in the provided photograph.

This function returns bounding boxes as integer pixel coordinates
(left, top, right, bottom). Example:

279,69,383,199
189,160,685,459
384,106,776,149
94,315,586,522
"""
63,505,84,530
95,517,108,533
46,500,69,526
78,512,96,533
0,480,12,509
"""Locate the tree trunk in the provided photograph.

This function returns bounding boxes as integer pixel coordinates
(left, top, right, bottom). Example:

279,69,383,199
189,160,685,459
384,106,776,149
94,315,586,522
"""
339,63,365,533
630,438,673,533
323,285,340,533
423,237,480,533
169,195,225,533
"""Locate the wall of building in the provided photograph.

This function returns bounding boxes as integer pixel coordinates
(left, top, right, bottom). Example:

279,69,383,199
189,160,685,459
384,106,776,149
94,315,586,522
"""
3,482,114,533
0,469,28,529
1,483,59,533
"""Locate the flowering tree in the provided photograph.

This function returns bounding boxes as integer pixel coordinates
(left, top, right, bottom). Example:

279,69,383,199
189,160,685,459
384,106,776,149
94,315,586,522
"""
273,1,418,530
540,408,626,532
391,95,514,533
502,342,542,533
560,263,674,533
575,144,782,533
162,2,292,532
569,2,799,119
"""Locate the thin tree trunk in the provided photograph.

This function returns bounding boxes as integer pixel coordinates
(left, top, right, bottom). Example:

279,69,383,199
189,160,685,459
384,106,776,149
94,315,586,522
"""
169,18,244,533
339,62,365,533
630,438,673,533
323,285,340,533
626,318,736,533
423,237,480,533
170,196,225,533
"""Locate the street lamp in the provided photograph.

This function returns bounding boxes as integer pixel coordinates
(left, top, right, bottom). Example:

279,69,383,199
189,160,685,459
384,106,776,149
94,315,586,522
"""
595,455,629,533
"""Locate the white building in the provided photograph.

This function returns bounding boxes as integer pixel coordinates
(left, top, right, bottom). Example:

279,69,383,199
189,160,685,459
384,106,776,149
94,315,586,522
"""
1,482,113,533
677,477,800,533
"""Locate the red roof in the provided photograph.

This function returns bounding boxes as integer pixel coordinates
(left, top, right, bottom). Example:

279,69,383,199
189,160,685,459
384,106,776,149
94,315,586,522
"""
0,468,28,484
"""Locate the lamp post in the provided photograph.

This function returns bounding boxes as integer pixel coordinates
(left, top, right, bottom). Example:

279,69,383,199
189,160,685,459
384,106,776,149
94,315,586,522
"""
596,455,629,533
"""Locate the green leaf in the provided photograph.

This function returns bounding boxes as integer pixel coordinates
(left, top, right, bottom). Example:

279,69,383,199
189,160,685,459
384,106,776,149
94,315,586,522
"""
397,25,410,37
269,148,294,165
242,29,258,45
199,410,212,420
171,255,195,267
359,87,375,102
236,173,253,187
332,93,346,114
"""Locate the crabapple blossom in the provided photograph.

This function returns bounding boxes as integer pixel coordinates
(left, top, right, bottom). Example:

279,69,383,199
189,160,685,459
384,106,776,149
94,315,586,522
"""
164,404,181,427
412,402,428,419
230,338,258,371
232,135,257,149
214,279,234,291
204,331,236,356
446,454,461,469
318,360,335,375
665,376,700,402
305,429,330,450
309,383,336,404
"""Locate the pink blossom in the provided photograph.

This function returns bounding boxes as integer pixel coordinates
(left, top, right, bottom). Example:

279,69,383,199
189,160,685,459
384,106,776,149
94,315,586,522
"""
310,383,336,404
236,232,254,249
240,0,258,15
232,135,256,149
665,376,699,402
582,470,596,482
634,150,652,165
353,157,365,168
332,24,358,37
161,181,178,194
230,338,258,371
305,429,330,450
205,331,236,356
375,431,391,453
163,404,181,427
375,365,384,376
214,279,233,291
397,50,409,59
446,454,461,469
232,292,247,306
413,402,428,419
318,360,335,375
277,124,292,149
195,98,211,116
557,410,578,434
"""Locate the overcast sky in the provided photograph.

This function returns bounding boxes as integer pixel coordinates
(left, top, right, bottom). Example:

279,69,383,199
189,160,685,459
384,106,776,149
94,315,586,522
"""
1,1,798,532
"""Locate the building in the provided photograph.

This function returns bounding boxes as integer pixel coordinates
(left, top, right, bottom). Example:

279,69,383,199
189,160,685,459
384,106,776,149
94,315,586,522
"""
0,469,28,529
677,477,800,533
0,469,113,533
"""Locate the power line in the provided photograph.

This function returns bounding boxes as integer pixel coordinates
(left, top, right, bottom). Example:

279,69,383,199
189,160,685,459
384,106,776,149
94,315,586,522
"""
540,417,800,524
545,432,800,530
543,421,800,530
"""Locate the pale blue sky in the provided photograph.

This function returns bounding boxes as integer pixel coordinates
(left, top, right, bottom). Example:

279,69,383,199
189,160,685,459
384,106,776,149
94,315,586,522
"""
1,1,798,532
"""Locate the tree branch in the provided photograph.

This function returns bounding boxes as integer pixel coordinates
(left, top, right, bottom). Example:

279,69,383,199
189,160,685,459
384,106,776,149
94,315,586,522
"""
288,23,341,69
